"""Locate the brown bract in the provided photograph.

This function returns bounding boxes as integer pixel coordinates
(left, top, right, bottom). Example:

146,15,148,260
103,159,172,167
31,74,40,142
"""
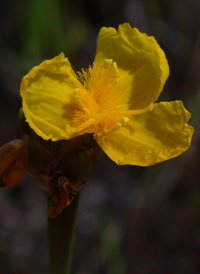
48,176,78,218
0,136,29,188
17,108,102,217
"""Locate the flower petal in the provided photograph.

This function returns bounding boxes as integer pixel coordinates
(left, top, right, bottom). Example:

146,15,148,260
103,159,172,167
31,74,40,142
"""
20,53,83,141
98,101,194,166
94,23,169,110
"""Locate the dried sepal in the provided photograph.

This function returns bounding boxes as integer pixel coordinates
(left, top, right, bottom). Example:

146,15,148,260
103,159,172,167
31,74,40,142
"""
0,136,29,188
48,176,78,218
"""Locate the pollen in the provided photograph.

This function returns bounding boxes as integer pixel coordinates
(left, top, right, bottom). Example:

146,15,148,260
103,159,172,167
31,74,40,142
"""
73,60,130,142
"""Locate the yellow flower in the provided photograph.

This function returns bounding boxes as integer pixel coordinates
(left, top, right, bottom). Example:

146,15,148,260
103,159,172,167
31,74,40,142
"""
20,23,193,166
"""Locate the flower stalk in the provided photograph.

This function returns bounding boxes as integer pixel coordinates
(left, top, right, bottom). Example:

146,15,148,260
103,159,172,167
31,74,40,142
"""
48,194,80,274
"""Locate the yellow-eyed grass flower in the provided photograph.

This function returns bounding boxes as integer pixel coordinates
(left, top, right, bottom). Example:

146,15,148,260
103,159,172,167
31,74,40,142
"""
21,23,193,167
0,23,194,217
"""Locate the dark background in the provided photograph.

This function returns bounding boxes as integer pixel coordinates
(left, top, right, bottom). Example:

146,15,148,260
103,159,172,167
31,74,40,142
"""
0,0,200,273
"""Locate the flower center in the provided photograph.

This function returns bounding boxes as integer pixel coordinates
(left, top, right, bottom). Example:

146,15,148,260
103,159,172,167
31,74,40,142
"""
73,60,130,142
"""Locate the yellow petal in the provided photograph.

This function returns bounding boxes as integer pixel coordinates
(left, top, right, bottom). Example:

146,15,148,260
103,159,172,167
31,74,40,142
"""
98,101,194,166
94,23,169,110
20,53,83,141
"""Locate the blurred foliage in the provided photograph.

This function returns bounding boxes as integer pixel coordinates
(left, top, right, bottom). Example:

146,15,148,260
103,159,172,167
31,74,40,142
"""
0,0,200,273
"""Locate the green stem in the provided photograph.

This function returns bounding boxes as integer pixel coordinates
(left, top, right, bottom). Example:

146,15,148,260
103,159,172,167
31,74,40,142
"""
48,195,80,274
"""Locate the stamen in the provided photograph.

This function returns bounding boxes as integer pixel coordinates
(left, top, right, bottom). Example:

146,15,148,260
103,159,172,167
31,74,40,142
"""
74,95,87,111
73,60,130,139
128,103,154,115
121,117,129,124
